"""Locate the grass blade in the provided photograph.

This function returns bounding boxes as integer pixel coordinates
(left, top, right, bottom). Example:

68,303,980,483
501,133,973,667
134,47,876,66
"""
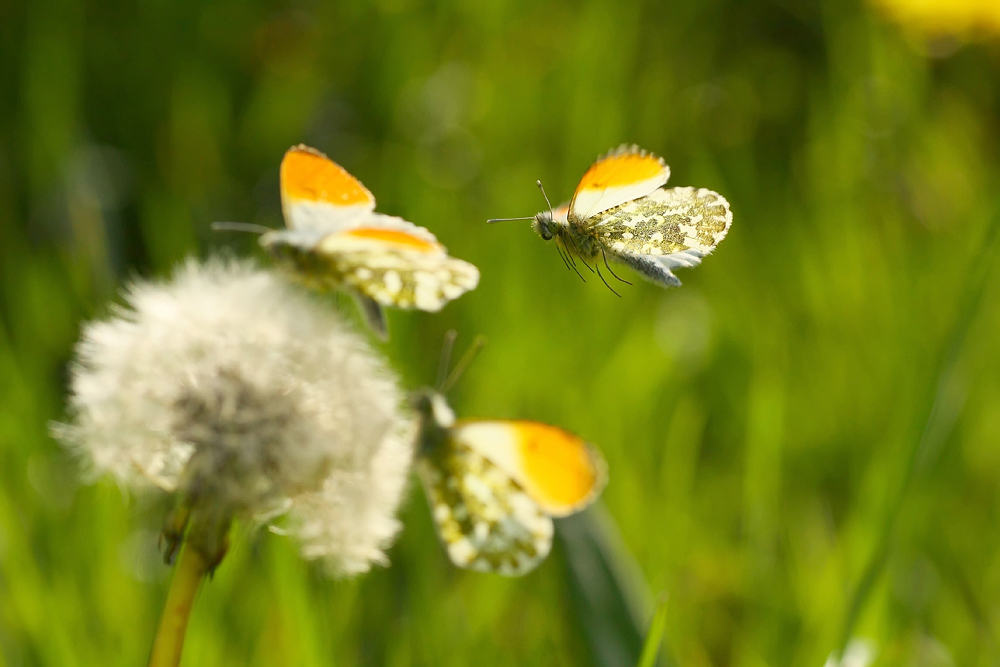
637,595,669,667
837,206,1000,654
556,506,673,667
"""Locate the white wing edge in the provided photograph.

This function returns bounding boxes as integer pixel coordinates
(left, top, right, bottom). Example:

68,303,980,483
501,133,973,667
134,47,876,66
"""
570,173,669,222
282,198,374,233
617,249,709,288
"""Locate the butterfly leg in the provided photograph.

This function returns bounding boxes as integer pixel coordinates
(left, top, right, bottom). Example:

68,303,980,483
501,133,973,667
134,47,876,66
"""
557,240,587,283
601,248,632,286
556,245,585,282
565,235,595,274
554,244,572,272
595,263,622,298
353,293,389,340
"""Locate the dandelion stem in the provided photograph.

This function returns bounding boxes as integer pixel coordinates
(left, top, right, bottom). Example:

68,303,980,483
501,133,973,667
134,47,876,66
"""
148,543,209,667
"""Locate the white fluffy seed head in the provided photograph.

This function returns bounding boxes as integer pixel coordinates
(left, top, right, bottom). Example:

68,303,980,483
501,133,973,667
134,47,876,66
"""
53,257,414,575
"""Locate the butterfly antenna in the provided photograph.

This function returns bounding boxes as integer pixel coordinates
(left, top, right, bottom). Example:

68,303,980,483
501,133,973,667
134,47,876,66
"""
602,248,632,285
435,330,459,390
536,180,555,218
211,221,272,235
486,216,535,224
486,180,557,224
595,263,621,297
440,334,487,395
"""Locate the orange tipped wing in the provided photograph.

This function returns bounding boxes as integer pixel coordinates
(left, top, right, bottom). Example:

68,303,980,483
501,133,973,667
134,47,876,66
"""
280,145,376,231
451,420,606,517
568,145,670,223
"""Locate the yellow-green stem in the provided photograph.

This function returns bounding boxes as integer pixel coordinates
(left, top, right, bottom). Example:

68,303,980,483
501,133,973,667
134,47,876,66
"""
148,544,209,667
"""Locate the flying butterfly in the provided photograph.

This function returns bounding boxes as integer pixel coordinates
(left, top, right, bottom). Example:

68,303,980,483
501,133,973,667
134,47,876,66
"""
412,334,607,576
219,145,479,339
489,144,732,292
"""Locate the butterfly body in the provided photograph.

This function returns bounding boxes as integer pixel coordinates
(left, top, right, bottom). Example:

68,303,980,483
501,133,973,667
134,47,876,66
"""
260,228,337,289
527,145,732,288
532,209,601,261
411,387,606,576
263,145,479,337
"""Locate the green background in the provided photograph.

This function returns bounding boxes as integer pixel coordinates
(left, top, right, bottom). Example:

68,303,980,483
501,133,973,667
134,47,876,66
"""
2,0,1000,664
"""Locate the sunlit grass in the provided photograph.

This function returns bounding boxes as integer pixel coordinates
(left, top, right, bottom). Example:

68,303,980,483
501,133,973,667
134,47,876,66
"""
1,0,999,665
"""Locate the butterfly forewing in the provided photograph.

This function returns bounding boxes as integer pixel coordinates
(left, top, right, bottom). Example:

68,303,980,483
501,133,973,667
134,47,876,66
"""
568,145,670,222
418,440,554,576
451,421,606,517
280,145,376,231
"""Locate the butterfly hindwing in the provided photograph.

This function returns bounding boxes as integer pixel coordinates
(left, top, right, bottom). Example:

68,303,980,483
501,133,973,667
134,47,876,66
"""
568,145,670,222
335,251,481,312
590,186,732,287
316,217,479,311
418,439,554,576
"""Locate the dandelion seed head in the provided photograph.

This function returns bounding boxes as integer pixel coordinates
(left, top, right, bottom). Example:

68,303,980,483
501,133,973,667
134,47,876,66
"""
54,257,414,574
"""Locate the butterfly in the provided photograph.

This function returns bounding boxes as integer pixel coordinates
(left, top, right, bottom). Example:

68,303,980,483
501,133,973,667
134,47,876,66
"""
412,334,607,576
490,144,731,290
257,145,480,338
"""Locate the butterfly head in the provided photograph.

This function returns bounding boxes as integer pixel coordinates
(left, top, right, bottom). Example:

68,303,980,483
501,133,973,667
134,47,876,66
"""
531,210,557,241
410,387,456,452
531,180,569,242
411,332,484,453
257,230,340,290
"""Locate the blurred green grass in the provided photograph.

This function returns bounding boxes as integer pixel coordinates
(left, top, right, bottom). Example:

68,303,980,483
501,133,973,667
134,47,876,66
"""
2,0,1000,665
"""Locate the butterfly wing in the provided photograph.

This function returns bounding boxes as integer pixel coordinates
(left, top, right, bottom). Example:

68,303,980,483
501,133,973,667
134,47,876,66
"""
280,144,376,232
593,186,732,288
568,145,670,224
551,202,569,224
418,439,554,575
451,420,607,517
262,214,479,312
319,215,480,311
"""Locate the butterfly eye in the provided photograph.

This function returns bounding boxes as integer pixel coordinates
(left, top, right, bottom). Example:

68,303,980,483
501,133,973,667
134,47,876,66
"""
530,213,556,242
539,219,553,241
